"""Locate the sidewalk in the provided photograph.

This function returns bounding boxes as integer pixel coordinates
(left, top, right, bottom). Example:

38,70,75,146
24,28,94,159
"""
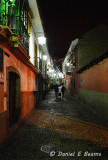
0,90,108,160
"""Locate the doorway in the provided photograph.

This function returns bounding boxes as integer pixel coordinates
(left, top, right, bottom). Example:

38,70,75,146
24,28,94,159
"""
9,72,20,126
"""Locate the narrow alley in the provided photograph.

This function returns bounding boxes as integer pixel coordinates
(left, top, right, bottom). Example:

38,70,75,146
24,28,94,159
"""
0,90,108,160
0,1,108,160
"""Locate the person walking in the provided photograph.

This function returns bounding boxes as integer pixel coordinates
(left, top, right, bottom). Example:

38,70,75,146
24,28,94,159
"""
58,85,62,99
54,84,58,99
61,84,66,99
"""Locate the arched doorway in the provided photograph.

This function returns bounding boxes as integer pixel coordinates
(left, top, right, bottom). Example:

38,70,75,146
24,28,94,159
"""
9,72,20,125
7,67,21,126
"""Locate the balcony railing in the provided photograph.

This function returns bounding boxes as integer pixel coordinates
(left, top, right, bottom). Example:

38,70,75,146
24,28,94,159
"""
9,16,29,53
35,57,42,72
42,64,47,78
0,0,29,53
35,57,48,79
42,69,47,78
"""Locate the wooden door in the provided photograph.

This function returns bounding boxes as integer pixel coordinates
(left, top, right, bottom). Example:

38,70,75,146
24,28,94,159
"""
9,72,20,126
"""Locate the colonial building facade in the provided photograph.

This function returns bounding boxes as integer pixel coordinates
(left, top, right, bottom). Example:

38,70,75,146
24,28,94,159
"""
0,0,52,144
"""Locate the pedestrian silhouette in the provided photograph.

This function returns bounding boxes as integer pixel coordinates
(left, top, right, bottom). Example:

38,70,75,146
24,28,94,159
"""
54,84,58,99
61,84,66,99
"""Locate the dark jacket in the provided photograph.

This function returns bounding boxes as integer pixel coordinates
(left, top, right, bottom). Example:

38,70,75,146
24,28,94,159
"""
61,86,66,93
54,85,58,92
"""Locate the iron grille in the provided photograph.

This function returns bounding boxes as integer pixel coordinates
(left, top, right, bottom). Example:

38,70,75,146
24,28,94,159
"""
35,57,42,72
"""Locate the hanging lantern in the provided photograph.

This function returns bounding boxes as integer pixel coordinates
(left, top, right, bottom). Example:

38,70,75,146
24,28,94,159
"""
10,33,19,42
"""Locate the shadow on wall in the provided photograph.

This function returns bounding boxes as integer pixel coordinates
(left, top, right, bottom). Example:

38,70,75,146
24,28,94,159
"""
33,90,49,107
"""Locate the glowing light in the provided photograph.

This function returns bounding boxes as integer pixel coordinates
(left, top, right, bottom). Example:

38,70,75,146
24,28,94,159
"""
49,68,54,72
43,55,47,60
48,62,50,66
53,73,56,77
29,27,34,65
59,72,64,78
38,36,46,45
66,62,69,66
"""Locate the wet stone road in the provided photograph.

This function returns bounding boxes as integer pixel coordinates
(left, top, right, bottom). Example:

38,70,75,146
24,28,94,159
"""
0,90,108,160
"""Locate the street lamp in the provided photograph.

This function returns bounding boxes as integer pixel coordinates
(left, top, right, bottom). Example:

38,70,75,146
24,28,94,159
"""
38,36,46,45
49,68,54,72
43,55,47,60
8,0,15,6
66,62,69,66
48,62,50,66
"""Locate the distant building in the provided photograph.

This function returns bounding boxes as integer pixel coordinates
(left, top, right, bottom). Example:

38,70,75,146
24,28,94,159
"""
62,39,78,93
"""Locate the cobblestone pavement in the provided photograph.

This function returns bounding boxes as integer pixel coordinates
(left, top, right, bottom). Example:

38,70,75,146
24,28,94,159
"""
0,90,108,160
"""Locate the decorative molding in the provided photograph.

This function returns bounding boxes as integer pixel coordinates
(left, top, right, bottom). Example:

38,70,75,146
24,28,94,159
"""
21,91,33,95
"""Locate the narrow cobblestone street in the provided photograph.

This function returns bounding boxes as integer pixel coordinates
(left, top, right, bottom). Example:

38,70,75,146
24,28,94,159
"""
0,90,108,160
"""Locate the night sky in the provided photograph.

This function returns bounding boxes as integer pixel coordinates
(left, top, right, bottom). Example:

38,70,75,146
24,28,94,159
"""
37,0,107,59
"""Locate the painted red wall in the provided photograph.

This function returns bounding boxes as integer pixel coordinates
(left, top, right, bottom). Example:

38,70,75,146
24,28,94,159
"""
0,111,7,143
71,71,79,95
0,80,4,112
79,58,108,93
65,75,70,90
0,42,36,144
70,47,79,95
4,46,35,116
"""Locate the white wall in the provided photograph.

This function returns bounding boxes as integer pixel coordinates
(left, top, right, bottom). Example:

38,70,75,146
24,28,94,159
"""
29,27,35,65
